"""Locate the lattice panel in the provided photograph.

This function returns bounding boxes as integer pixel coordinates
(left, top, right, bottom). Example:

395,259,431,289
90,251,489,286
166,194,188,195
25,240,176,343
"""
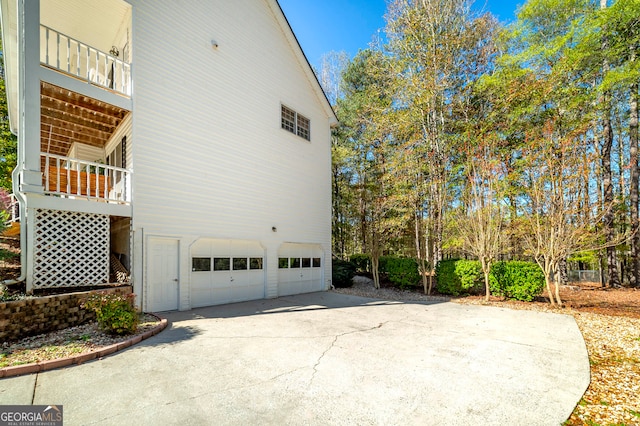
33,209,109,288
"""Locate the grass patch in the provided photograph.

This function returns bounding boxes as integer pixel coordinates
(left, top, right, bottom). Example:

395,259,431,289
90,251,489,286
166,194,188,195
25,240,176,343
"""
630,409,640,419
0,248,19,261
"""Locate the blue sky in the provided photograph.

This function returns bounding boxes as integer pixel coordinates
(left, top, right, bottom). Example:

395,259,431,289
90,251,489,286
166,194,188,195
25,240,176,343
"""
278,0,524,69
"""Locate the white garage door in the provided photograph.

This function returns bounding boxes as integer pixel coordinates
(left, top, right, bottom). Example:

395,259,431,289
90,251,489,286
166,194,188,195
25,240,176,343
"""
190,239,265,308
278,243,324,296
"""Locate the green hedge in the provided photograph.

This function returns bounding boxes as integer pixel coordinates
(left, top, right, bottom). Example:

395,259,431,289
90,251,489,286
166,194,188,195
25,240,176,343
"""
435,259,483,296
489,261,544,301
349,253,371,273
379,256,420,289
332,258,356,287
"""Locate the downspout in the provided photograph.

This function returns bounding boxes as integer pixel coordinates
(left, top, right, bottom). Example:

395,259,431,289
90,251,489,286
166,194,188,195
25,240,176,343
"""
1,167,26,286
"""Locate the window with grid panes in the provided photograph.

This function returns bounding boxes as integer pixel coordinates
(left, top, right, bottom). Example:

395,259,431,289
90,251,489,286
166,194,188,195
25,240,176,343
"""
281,105,296,133
297,115,310,140
281,105,310,141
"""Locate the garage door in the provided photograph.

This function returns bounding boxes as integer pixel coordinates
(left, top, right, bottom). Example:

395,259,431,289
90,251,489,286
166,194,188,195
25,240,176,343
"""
278,243,324,296
190,239,265,308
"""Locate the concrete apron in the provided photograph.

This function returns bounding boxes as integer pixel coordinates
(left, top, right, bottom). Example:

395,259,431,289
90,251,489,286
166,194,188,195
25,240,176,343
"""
0,292,589,425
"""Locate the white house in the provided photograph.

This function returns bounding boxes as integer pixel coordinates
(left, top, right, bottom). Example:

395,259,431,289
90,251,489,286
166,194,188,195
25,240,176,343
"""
0,0,337,311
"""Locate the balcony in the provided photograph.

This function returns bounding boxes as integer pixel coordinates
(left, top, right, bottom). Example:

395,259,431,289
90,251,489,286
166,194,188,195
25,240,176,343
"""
42,153,130,204
40,25,131,97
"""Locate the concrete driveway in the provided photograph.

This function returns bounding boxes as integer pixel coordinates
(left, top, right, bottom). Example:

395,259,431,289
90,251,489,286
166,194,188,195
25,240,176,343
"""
0,292,589,425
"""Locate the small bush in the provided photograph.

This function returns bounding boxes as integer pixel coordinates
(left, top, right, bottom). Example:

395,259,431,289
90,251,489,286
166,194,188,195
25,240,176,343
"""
490,261,544,301
435,259,483,296
332,258,356,287
381,256,420,289
349,253,371,273
83,292,138,335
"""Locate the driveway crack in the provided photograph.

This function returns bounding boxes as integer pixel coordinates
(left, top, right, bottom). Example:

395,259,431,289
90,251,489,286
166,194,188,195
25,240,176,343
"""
308,322,387,387
31,372,38,405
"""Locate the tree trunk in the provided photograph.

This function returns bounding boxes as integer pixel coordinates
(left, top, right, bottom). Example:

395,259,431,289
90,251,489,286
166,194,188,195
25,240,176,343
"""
603,123,619,287
553,263,563,307
371,254,380,289
630,82,639,287
545,274,556,306
601,84,619,287
600,0,620,288
558,257,568,286
481,258,491,302
414,209,429,294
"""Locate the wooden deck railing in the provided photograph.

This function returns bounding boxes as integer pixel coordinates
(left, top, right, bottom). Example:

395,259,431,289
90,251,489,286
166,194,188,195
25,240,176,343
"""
42,153,130,204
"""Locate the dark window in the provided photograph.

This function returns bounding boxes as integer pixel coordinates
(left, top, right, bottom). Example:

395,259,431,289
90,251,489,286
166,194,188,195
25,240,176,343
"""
278,258,289,269
214,257,230,271
312,257,321,267
192,257,211,272
301,258,311,268
290,257,301,268
233,258,247,270
250,257,263,270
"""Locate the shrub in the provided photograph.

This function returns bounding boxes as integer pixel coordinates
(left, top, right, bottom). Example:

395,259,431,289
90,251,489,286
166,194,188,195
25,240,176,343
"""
332,258,356,287
83,292,138,335
435,259,483,296
490,261,544,301
381,256,420,289
349,253,371,273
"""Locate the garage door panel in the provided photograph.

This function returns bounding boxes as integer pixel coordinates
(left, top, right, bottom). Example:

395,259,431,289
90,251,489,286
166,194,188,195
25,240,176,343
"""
190,239,265,307
278,243,324,297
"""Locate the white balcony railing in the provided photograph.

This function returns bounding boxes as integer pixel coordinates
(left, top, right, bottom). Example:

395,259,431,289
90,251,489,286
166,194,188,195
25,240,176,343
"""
8,194,19,222
42,153,131,204
40,25,131,96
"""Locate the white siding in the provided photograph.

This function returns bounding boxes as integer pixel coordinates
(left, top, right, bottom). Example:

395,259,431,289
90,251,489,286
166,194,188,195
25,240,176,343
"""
129,0,332,306
104,112,132,167
67,142,105,163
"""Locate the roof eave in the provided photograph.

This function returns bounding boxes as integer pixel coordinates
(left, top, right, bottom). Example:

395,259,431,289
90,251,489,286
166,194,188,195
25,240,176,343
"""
269,0,339,127
1,0,19,135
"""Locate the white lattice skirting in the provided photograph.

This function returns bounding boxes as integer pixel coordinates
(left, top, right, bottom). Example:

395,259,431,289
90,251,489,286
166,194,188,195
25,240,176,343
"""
33,209,109,288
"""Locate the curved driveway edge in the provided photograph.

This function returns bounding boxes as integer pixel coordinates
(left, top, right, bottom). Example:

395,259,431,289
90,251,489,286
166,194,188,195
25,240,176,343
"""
0,292,589,425
0,317,168,378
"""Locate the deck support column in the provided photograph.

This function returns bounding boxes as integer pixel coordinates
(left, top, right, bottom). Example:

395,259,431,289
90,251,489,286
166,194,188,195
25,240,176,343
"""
18,0,43,194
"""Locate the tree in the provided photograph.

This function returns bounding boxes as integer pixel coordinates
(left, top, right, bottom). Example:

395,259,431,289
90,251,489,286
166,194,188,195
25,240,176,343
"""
335,50,395,288
516,130,612,307
454,157,505,301
384,0,498,293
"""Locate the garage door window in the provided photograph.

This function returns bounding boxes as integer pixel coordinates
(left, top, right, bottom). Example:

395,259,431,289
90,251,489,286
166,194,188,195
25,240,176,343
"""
290,257,301,268
313,258,321,267
191,257,211,272
279,258,289,268
250,257,263,269
214,257,231,271
233,258,248,270
192,257,211,272
301,258,311,268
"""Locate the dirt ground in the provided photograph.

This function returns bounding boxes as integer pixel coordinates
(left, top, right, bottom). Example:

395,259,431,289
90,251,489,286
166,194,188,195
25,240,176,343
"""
458,281,640,319
0,236,21,284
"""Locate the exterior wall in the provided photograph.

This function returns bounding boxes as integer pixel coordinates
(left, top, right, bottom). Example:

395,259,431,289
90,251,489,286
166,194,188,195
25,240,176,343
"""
128,0,333,310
